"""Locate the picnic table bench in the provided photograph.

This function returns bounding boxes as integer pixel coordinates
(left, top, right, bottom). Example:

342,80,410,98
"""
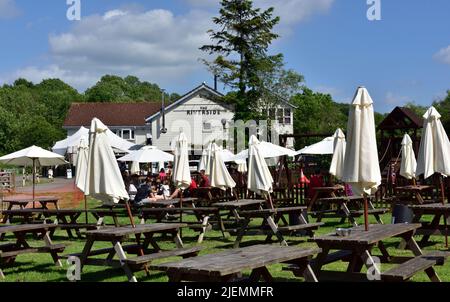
0,224,65,279
306,223,446,282
151,244,321,282
409,203,450,246
311,196,388,226
394,185,435,205
307,185,345,212
140,207,220,243
235,207,323,248
2,196,59,223
74,223,193,282
212,199,266,234
1,208,123,239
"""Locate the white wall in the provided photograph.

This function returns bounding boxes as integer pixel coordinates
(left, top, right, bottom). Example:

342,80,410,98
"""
150,94,235,153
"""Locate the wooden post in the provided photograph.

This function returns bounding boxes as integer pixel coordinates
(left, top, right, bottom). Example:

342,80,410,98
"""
32,158,36,209
439,175,448,248
364,194,369,231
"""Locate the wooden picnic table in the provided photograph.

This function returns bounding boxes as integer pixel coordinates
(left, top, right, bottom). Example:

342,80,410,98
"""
2,196,59,220
140,207,220,243
394,185,434,204
409,203,450,246
307,185,345,212
76,223,188,282
309,223,445,282
212,199,266,235
142,198,199,208
312,196,387,226
151,244,321,282
1,208,123,239
235,206,323,248
0,224,65,279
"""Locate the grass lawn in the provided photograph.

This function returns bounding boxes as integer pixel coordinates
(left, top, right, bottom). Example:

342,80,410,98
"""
1,200,449,282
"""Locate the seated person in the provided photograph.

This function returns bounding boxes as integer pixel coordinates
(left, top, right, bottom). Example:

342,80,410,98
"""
160,180,171,198
198,170,210,187
134,178,165,207
168,177,198,199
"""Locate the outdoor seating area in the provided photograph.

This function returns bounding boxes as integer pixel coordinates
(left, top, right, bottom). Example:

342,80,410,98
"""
2,91,450,284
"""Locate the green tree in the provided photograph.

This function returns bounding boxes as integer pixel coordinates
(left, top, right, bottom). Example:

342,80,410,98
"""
433,90,450,133
85,75,178,103
200,0,282,120
292,87,347,149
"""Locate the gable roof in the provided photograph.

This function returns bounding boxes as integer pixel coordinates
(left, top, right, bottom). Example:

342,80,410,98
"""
145,83,226,122
64,102,161,127
377,106,423,131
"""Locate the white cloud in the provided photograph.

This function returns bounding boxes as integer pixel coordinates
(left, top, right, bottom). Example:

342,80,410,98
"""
184,0,334,27
7,1,334,91
0,0,20,19
384,92,412,105
434,45,450,65
8,8,213,91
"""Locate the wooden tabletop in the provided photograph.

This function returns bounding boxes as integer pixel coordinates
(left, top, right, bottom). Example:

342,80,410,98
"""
85,223,187,238
313,186,345,192
409,203,450,213
395,185,433,192
317,196,371,202
151,244,321,277
2,196,59,203
0,223,58,234
313,224,421,245
240,206,306,216
212,199,265,208
144,198,199,207
2,209,121,215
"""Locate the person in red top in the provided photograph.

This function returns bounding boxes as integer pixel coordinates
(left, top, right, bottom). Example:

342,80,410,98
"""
168,176,198,199
198,170,210,187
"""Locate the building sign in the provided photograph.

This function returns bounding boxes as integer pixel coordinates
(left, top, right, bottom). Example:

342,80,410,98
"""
186,106,223,116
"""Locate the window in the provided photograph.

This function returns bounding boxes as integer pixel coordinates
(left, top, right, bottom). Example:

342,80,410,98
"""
268,108,276,119
277,109,284,124
203,122,212,133
284,108,291,124
121,129,135,141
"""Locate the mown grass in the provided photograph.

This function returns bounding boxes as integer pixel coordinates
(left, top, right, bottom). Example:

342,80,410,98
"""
1,200,449,282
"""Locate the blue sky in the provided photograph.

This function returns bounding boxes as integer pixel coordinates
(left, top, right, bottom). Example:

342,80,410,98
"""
0,0,449,113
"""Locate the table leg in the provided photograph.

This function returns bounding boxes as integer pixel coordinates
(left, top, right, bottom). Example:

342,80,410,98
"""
266,216,288,246
79,237,95,270
361,249,381,277
234,218,250,248
420,214,441,246
197,215,210,244
290,258,318,282
42,231,62,267
311,246,330,276
173,230,184,249
113,241,137,282
341,202,357,226
249,267,273,282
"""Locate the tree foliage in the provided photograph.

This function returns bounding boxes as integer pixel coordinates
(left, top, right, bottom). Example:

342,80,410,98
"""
85,75,180,103
433,90,450,133
0,75,179,155
201,0,292,120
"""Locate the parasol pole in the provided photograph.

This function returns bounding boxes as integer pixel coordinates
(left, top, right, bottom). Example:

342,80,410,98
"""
178,188,184,238
363,193,369,231
439,175,448,247
84,195,88,224
32,158,36,209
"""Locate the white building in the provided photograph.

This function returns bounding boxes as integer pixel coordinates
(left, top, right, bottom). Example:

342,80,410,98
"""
63,83,295,153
